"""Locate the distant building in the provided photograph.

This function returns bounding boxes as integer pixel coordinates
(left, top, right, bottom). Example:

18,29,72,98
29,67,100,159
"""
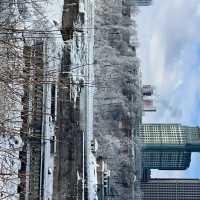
142,85,154,96
142,150,191,170
143,99,156,112
142,85,156,112
141,179,200,200
139,124,200,151
127,0,152,6
138,123,200,171
139,124,200,200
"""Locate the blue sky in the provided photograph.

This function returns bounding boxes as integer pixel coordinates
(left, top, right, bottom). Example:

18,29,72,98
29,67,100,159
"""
136,0,200,178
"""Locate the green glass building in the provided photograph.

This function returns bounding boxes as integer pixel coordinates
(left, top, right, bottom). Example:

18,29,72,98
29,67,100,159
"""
141,179,200,200
139,124,200,199
139,124,200,151
139,124,200,170
142,150,191,170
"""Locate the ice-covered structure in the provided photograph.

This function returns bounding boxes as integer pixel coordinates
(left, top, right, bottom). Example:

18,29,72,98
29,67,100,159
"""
93,0,142,199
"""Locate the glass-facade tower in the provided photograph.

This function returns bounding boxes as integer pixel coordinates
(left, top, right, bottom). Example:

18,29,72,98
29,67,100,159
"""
139,124,200,150
138,124,200,170
139,124,200,199
141,179,200,200
142,150,191,170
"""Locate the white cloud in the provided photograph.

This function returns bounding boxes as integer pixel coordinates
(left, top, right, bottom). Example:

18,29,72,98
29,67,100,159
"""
136,0,200,178
136,0,200,124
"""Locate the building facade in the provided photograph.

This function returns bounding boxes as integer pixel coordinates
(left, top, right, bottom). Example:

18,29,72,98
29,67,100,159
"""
139,124,200,199
142,85,156,112
139,124,200,151
141,179,200,200
142,150,191,170
138,123,200,170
